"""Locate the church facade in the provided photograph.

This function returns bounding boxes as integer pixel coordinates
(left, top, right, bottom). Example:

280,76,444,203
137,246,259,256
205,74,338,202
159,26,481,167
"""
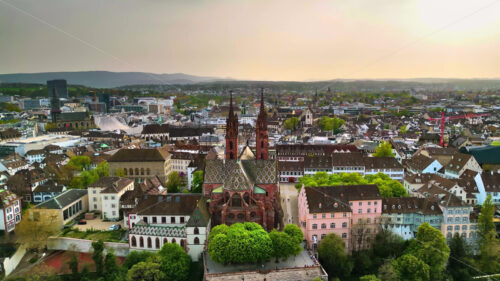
202,90,282,231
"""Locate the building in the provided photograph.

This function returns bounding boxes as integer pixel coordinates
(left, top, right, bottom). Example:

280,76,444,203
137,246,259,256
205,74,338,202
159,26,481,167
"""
381,197,442,240
202,91,282,231
406,154,443,175
298,184,382,252
108,148,172,183
0,134,80,157
47,79,68,99
32,180,65,203
29,189,88,229
443,153,481,179
21,99,41,110
49,87,94,130
127,194,210,261
87,177,134,220
0,128,21,142
0,189,21,233
438,193,478,245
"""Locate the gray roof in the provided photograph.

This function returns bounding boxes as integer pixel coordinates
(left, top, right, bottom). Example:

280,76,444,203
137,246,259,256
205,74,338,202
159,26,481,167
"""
204,159,277,190
36,189,87,209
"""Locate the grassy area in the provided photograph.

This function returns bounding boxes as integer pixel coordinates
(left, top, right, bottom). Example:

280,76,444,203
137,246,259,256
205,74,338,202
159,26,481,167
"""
61,228,126,242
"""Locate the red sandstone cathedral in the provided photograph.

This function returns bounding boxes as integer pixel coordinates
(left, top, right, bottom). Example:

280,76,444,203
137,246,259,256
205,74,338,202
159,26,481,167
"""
203,90,282,231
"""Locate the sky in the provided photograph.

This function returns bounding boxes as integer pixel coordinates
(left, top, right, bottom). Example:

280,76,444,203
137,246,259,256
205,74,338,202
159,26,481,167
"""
1,0,500,81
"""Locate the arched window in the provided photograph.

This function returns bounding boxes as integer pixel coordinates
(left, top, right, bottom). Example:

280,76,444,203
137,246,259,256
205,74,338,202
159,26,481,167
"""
124,169,127,176
194,237,200,244
147,237,152,248
194,227,199,235
139,236,144,247
129,168,133,175
229,141,233,150
131,236,137,247
146,168,150,175
163,238,168,245
155,237,160,249
180,239,185,247
172,238,176,244
141,168,144,175
135,168,139,175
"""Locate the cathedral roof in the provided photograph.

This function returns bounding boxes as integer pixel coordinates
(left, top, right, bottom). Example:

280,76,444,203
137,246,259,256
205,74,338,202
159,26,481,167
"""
204,159,277,191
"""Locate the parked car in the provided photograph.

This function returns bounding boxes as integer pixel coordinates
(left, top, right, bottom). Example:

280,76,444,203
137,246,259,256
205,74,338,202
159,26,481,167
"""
78,219,87,225
109,224,121,231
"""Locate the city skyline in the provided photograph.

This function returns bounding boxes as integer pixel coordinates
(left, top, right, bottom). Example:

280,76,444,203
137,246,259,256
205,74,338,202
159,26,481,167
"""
1,0,500,81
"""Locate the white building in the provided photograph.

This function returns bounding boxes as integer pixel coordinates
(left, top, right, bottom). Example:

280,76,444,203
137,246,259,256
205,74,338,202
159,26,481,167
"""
127,194,210,261
88,177,134,220
0,190,21,232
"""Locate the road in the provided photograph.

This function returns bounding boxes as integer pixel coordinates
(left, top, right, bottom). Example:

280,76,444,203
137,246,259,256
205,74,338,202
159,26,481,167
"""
280,183,299,226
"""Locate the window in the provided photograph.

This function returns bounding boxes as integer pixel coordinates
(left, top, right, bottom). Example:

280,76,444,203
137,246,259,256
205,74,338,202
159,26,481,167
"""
194,227,199,234
322,214,326,219
147,237,152,248
111,204,116,208
367,218,371,224
342,233,347,238
343,213,347,218
359,202,362,206
155,238,160,249
313,214,317,219
162,217,166,223
111,196,115,200
171,217,176,223
454,225,460,231
368,201,371,205
447,226,452,231
104,196,108,200
139,237,144,247
152,217,157,223
141,168,144,175
93,197,97,202
94,204,97,209
367,208,371,213
462,225,468,231
331,213,335,218
358,209,362,214
131,236,137,247
342,222,347,228
194,237,200,244
330,223,336,228
321,223,326,229
143,217,148,223
312,224,318,229
93,190,96,194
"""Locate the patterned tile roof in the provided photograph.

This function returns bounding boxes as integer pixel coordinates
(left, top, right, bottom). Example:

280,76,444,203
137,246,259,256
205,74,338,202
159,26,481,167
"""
204,159,277,190
129,224,186,237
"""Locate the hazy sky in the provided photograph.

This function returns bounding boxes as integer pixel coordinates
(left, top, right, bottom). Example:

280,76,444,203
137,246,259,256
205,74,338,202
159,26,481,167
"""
1,0,500,80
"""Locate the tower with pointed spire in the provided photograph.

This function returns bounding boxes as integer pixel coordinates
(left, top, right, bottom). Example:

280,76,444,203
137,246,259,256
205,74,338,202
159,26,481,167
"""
256,88,269,160
225,91,239,159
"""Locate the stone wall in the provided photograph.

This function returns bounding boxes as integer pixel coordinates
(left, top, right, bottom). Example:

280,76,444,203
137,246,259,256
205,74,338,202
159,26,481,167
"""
2,245,27,276
47,237,130,257
205,266,328,281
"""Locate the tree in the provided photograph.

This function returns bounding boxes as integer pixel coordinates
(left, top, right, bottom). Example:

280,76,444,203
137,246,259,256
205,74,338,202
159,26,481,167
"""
191,170,203,193
67,156,92,171
283,117,299,131
15,210,60,251
318,233,353,279
406,223,449,280
123,251,156,270
478,230,500,273
372,229,407,266
377,260,399,281
318,116,345,134
127,261,165,281
166,171,182,193
114,168,126,177
360,275,381,281
270,230,296,260
158,243,191,281
68,252,79,280
478,195,495,239
104,250,120,281
373,141,395,157
96,161,109,178
447,233,473,281
399,125,408,135
92,240,105,276
69,176,84,189
283,224,304,246
393,254,430,281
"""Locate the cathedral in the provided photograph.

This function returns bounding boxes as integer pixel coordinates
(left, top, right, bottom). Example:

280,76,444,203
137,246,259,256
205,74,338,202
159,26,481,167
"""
203,90,282,231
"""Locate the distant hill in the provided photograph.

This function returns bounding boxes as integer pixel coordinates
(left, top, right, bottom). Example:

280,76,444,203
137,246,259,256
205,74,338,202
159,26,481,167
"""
0,71,227,88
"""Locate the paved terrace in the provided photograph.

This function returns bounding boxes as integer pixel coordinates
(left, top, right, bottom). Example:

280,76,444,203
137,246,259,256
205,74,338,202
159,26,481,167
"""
205,249,320,274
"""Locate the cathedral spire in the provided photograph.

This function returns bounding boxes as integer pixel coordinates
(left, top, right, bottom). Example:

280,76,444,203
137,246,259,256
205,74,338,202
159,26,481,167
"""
225,90,238,160
256,88,269,160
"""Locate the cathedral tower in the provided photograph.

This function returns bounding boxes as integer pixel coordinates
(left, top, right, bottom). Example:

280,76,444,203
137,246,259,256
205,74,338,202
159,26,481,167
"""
225,91,239,160
256,88,269,160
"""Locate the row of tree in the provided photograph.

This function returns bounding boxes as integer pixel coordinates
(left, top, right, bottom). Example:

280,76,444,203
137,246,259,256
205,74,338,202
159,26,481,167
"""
13,241,194,281
297,172,407,198
68,157,109,189
207,222,303,264
318,195,500,281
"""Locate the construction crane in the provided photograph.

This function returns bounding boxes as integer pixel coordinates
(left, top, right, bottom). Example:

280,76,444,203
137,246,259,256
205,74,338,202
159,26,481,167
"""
428,111,489,147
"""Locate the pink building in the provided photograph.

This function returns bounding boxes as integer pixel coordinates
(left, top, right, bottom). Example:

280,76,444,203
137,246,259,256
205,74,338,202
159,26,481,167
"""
298,184,382,252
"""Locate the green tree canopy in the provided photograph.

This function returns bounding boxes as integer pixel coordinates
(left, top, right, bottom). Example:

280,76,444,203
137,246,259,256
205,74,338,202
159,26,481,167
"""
270,230,297,260
406,222,449,280
283,117,299,131
298,172,407,198
447,233,473,281
191,170,203,193
318,116,345,134
123,251,156,270
478,195,495,239
166,171,182,193
360,275,381,281
393,254,430,281
399,125,408,135
96,161,109,178
114,168,126,177
158,243,191,281
373,141,395,157
318,233,353,279
67,155,92,171
127,261,165,281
